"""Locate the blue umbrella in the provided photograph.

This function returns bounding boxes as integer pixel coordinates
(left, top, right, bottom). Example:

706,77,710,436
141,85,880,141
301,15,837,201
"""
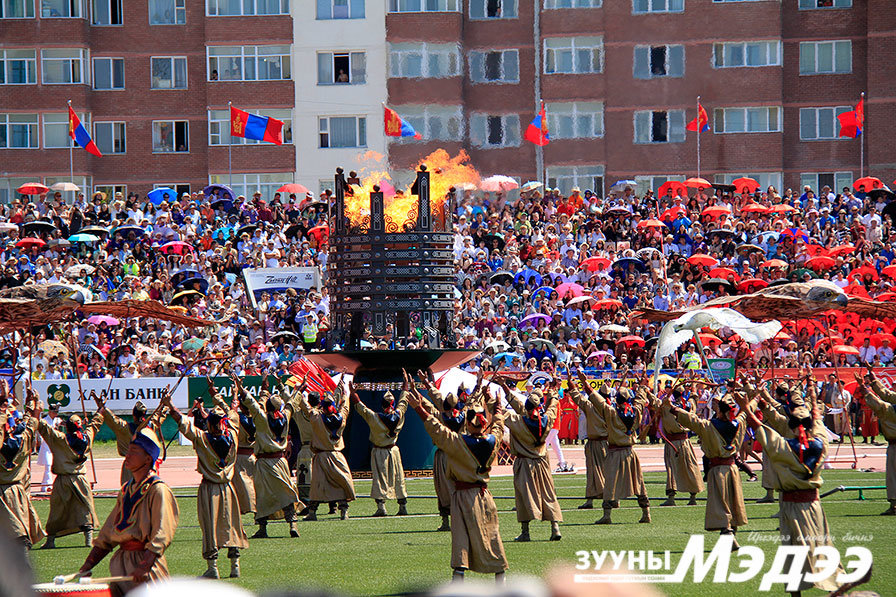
147,187,177,206
113,225,146,237
532,286,556,298
203,183,235,201
612,257,646,272
68,233,100,243
520,313,551,328
514,268,542,286
492,352,519,365
610,179,638,192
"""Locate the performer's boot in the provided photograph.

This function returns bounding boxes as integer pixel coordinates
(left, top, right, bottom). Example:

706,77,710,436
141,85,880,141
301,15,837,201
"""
578,498,594,510
452,569,465,583
881,500,896,516
289,520,299,538
303,503,318,521
757,488,775,503
687,493,698,506
41,535,55,549
338,501,349,520
328,502,338,515
201,558,219,579
437,507,450,531
251,519,268,538
595,507,612,525
661,491,676,506
82,526,93,547
228,548,240,578
513,521,530,542
549,521,562,541
639,506,651,523
396,498,408,516
373,499,388,517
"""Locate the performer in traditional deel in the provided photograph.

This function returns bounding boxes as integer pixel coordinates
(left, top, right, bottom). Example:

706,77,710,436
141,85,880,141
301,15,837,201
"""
93,392,164,485
648,384,704,506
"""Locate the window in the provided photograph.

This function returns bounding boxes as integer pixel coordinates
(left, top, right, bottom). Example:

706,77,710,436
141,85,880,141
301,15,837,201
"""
41,0,85,17
635,175,684,196
470,113,520,148
470,0,516,18
1,0,35,17
149,0,185,24
151,56,187,89
0,113,39,148
41,49,88,84
92,57,124,89
545,102,604,139
387,105,462,142
319,116,366,148
634,110,685,143
799,172,853,194
633,0,682,13
799,106,851,140
470,50,519,82
713,41,780,68
317,52,365,84
634,44,683,79
91,0,121,24
713,107,781,133
44,175,90,197
209,109,292,145
799,0,851,8
0,50,36,85
545,0,601,7
389,0,458,11
209,173,291,201
548,165,604,197
152,120,189,152
544,37,602,74
799,41,851,75
714,172,782,193
207,46,290,81
94,184,126,200
43,112,88,148
208,0,289,15
94,121,126,153
389,43,461,78
316,0,364,18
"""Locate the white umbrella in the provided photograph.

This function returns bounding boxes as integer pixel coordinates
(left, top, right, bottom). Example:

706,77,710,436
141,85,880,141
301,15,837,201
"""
0,223,17,232
521,181,543,192
480,175,519,192
50,182,81,192
65,264,95,277
454,182,477,191
484,340,510,353
600,323,630,334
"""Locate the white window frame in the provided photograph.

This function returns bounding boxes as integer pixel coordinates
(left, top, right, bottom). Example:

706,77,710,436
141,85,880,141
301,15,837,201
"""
633,44,684,79
207,45,291,82
712,106,781,134
315,0,364,19
389,42,461,78
152,119,189,152
92,57,124,90
470,113,520,148
547,165,605,197
632,0,683,13
151,56,187,89
43,111,89,149
91,0,122,25
800,172,853,194
799,106,851,141
149,0,186,24
469,49,519,83
209,173,292,202
389,0,458,11
387,105,463,143
40,0,86,18
0,49,37,85
208,0,289,16
316,51,366,85
712,40,781,68
1,0,36,17
545,101,604,139
799,0,851,8
635,175,684,196
93,121,126,154
40,48,88,85
469,0,517,19
799,40,852,75
633,109,686,144
208,108,293,145
544,37,603,75
0,113,39,149
318,116,367,149
544,0,601,8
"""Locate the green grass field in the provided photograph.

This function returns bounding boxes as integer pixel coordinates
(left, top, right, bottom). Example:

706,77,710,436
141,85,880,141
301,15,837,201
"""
28,470,893,596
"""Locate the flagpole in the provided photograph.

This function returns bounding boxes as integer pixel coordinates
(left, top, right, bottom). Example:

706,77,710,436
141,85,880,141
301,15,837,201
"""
228,101,233,188
696,96,701,180
860,91,865,177
67,100,74,195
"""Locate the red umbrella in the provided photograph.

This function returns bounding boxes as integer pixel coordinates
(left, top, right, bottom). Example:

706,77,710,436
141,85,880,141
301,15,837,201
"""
806,256,836,270
15,237,46,249
660,206,686,221
843,283,870,298
871,333,896,348
16,182,49,196
815,336,845,349
732,177,759,194
687,254,719,268
617,335,645,347
833,345,860,356
768,204,798,214
738,277,768,292
556,282,584,299
882,265,896,278
740,202,768,214
709,267,739,281
592,298,623,310
848,265,879,282
701,206,732,218
580,256,611,272
760,259,788,269
307,224,329,245
658,180,688,197
853,176,883,192
636,218,666,230
828,245,855,257
276,183,312,195
772,330,793,342
805,244,829,257
698,333,721,345
157,240,194,255
876,291,896,301
685,177,712,189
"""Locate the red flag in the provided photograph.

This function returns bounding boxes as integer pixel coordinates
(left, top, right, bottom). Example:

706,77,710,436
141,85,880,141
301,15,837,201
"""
230,105,283,145
838,97,864,138
68,106,102,157
855,96,864,128
383,105,422,139
686,102,709,132
524,102,550,146
288,359,336,393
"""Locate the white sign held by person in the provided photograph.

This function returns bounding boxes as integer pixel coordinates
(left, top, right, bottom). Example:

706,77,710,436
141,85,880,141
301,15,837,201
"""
32,377,189,413
243,267,321,309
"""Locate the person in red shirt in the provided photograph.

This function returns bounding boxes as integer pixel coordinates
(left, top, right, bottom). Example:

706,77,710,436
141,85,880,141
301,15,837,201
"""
556,195,575,218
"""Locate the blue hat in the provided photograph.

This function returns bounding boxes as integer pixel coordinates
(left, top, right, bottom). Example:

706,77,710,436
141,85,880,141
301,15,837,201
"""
131,428,161,464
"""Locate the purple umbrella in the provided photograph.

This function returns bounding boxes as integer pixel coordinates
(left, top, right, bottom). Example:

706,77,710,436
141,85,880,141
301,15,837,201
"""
520,313,551,328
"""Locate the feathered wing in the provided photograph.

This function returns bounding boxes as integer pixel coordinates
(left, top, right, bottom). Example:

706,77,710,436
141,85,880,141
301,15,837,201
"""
697,307,783,344
80,300,213,328
653,318,696,389
843,298,896,320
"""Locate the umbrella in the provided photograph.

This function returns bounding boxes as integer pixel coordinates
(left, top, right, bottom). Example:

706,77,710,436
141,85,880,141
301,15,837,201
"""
284,224,303,239
490,271,514,285
882,264,896,278
617,335,645,347
171,268,201,286
580,256,611,272
757,231,780,243
768,204,798,214
636,247,661,259
781,228,809,242
87,315,119,326
521,181,543,192
708,267,738,280
871,333,896,348
113,225,146,237
308,224,329,245
0,223,17,233
15,237,45,249
612,257,646,272
527,338,557,353
174,277,209,294
485,341,510,353
586,351,612,361
49,182,80,192
699,278,736,293
454,182,477,192
22,221,56,235
555,282,584,299
853,176,883,192
657,180,687,197
68,233,100,243
884,200,896,224
532,286,556,299
210,197,234,211
153,354,183,365
48,238,71,248
599,324,629,334
515,269,543,286
157,240,194,255
479,175,519,192
592,298,623,310
147,187,177,205
760,259,788,269
276,183,311,195
181,337,208,352
171,289,203,305
659,206,686,221
604,206,632,216
235,224,257,238
78,225,110,236
732,177,760,194
685,177,712,189
520,313,551,328
736,243,764,255
738,277,768,292
701,206,732,218
868,188,896,202
484,233,505,250
65,264,94,277
87,345,107,360
828,245,855,257
806,256,836,270
492,352,519,365
39,340,69,360
270,331,300,342
848,265,879,282
698,333,721,345
610,179,638,192
832,345,860,356
16,182,49,195
636,218,665,230
740,202,768,214
687,254,719,268
204,183,236,201
706,228,736,239
565,295,594,308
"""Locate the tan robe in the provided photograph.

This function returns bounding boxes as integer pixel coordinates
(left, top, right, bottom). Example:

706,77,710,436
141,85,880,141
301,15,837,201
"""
504,392,562,523
568,383,608,500
654,396,704,495
417,404,508,573
0,414,44,543
102,410,135,485
294,409,314,502
424,386,456,512
675,407,748,531
93,474,179,597
864,390,896,500
179,418,248,559
39,412,103,536
243,395,302,521
755,424,842,592
354,393,408,501
234,416,257,515
298,395,355,503
589,389,648,507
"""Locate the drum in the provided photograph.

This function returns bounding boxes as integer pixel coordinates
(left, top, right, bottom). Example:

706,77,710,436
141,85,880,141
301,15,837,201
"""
34,584,111,597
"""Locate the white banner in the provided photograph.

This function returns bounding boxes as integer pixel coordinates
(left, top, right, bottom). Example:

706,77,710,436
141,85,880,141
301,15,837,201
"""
32,377,189,413
242,267,321,309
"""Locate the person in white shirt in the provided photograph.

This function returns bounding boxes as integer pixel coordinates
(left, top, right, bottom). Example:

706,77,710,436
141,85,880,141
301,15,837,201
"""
877,338,894,365
38,403,61,490
858,338,877,364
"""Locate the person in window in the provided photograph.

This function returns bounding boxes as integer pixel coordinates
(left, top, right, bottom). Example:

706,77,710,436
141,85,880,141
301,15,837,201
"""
210,70,219,81
336,69,349,83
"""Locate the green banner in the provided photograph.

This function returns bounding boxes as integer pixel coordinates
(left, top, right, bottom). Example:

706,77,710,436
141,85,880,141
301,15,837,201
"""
187,375,293,406
706,358,736,381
